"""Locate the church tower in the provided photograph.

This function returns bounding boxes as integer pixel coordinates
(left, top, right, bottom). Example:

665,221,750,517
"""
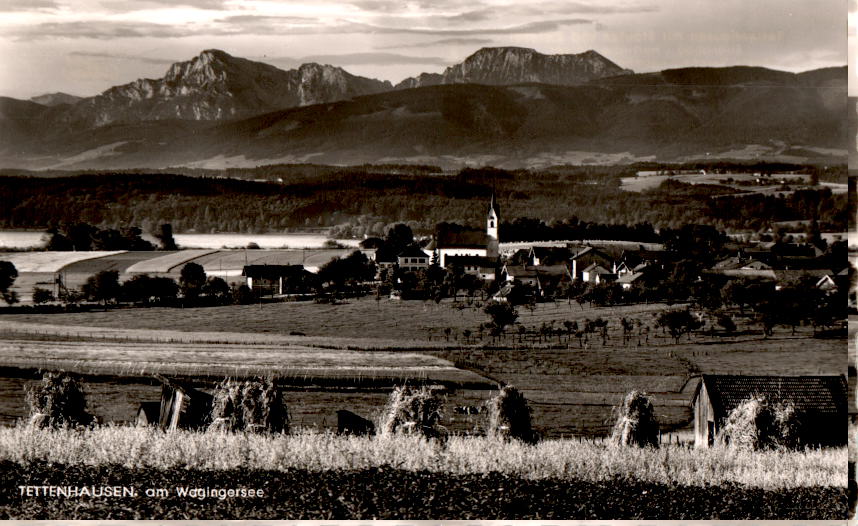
486,192,499,258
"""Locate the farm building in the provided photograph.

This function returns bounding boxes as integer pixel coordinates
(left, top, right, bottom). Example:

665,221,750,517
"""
242,264,315,295
137,374,213,431
692,374,846,448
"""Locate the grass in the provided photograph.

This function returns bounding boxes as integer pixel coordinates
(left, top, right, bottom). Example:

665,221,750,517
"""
0,425,845,489
0,250,125,272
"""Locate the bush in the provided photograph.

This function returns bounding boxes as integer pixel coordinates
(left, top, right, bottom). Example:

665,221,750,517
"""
32,287,55,305
378,385,444,439
611,390,659,448
485,385,537,444
209,378,288,433
25,371,93,428
716,394,800,450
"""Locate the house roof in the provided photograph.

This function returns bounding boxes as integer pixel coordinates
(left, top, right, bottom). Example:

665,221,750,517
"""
398,245,430,259
698,374,846,418
616,271,645,284
530,246,572,260
582,263,611,274
504,264,537,278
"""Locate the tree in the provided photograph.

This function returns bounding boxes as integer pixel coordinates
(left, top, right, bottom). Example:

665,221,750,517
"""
155,223,178,251
32,287,55,305
179,262,207,299
203,276,231,300
0,261,18,305
82,270,121,305
232,284,255,305
656,308,703,343
484,300,519,336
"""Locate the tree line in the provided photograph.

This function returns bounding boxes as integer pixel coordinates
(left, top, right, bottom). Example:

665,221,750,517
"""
0,163,845,239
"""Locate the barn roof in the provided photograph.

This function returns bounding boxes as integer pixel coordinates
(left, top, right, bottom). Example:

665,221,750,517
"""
700,374,846,417
242,264,306,279
398,245,430,259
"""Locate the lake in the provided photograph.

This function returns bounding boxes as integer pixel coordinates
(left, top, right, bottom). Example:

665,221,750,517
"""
0,231,360,250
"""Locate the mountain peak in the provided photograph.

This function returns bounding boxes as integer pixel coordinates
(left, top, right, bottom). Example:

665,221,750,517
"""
396,47,632,89
30,92,83,107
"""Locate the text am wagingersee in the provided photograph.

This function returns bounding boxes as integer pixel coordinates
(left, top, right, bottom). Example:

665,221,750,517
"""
18,486,264,499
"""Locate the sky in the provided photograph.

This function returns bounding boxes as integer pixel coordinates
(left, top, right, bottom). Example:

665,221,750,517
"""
0,0,847,99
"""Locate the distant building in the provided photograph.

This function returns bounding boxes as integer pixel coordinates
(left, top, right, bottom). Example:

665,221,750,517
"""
691,374,846,448
446,255,497,281
397,245,430,272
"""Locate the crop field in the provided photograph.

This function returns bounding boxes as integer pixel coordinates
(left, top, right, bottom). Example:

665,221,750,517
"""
59,251,178,273
0,428,846,519
620,172,812,193
123,249,217,273
0,251,125,272
0,339,483,381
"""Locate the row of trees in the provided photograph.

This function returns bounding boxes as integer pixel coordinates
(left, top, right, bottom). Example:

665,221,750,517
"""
43,223,176,251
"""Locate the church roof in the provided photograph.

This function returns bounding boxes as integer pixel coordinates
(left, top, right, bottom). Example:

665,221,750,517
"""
488,192,500,217
436,229,488,249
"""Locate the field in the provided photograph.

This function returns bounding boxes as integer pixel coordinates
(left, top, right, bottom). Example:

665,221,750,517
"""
0,428,846,519
620,172,814,193
0,297,844,437
0,251,125,272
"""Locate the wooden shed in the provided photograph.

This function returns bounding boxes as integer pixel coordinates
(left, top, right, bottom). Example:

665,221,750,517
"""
137,375,213,431
692,374,846,448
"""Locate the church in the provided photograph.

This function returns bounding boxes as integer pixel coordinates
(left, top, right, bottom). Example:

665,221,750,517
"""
431,194,500,274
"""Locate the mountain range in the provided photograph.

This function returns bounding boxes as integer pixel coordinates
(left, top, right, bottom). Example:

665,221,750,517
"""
0,47,847,169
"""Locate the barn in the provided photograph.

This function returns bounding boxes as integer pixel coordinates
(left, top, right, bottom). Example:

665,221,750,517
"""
692,374,846,448
137,374,213,431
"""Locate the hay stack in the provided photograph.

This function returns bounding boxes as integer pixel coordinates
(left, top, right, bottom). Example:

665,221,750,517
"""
716,394,799,450
610,390,659,448
378,385,444,438
485,385,537,444
25,371,94,429
209,378,288,433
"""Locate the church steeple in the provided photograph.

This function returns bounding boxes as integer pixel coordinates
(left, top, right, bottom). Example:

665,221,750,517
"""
486,192,499,257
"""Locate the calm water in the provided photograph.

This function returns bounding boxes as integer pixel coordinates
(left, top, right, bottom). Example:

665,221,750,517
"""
0,231,360,250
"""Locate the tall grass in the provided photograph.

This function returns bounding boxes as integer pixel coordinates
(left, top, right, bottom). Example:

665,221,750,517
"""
0,426,844,489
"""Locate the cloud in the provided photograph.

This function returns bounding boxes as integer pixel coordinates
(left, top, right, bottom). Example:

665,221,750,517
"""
68,51,176,64
300,52,447,66
376,37,494,49
357,18,593,36
0,0,57,11
8,20,198,40
99,0,228,11
9,14,591,41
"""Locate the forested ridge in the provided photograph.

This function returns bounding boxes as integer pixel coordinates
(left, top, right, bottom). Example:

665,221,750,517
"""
0,163,845,238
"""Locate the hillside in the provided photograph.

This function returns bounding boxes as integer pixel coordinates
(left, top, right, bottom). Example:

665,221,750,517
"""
0,59,846,169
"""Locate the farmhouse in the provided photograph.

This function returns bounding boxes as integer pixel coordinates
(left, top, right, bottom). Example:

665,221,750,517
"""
691,374,846,448
446,255,497,281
